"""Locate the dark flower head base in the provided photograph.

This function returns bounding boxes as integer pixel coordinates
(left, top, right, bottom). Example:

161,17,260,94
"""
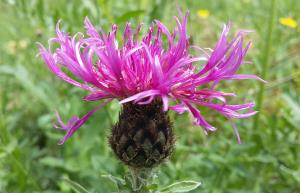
110,99,174,168
39,12,264,147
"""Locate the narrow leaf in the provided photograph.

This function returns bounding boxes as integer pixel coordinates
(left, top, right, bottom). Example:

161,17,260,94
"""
101,174,126,187
160,180,201,193
63,178,90,193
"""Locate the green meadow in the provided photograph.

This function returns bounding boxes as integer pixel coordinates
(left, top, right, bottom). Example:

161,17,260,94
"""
0,0,299,192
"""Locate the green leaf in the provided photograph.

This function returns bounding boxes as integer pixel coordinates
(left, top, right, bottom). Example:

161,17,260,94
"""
101,174,126,187
63,178,90,193
39,157,79,172
159,180,201,193
282,94,300,116
115,10,145,24
0,65,53,109
280,165,300,182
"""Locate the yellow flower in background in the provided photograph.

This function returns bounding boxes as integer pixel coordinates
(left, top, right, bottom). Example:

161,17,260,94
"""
279,17,298,28
19,40,29,49
6,40,17,55
197,9,210,19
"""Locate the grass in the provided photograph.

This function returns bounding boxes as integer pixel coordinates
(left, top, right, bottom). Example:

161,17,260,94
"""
252,0,276,130
0,0,300,192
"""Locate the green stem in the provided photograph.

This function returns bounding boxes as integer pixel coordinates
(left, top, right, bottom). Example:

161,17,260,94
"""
252,0,276,130
128,167,154,193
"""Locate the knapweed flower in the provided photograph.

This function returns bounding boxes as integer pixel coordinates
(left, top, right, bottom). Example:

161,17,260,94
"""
39,12,263,152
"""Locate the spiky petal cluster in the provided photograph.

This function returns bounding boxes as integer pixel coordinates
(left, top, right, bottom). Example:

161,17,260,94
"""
39,13,264,144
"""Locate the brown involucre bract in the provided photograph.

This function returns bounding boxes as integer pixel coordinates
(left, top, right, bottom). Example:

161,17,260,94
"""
109,99,174,168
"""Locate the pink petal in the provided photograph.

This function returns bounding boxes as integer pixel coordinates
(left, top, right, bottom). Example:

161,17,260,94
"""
57,99,111,144
120,90,161,104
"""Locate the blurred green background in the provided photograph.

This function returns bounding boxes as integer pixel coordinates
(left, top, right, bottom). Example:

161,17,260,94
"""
0,0,300,192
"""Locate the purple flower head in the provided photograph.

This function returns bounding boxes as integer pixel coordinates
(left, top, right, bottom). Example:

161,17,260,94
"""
38,12,264,144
